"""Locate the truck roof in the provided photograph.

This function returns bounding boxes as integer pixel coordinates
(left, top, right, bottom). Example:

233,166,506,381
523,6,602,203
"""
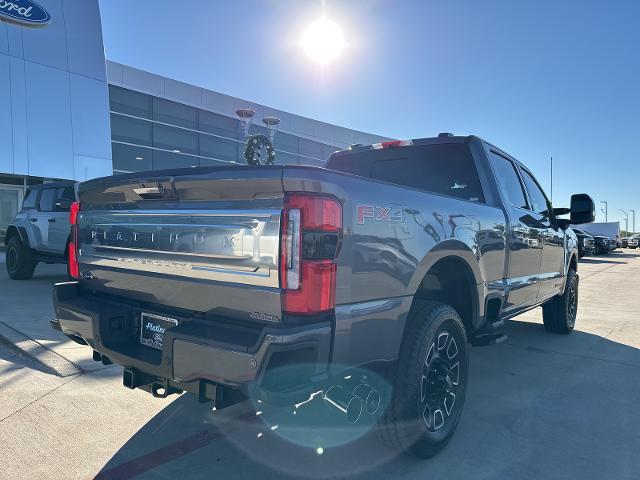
330,134,477,159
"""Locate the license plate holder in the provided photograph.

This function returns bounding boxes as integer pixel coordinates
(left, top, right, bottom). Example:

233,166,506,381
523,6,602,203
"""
140,312,178,350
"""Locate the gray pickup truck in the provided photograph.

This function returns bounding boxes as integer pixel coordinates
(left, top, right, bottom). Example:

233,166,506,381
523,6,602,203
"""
52,134,594,458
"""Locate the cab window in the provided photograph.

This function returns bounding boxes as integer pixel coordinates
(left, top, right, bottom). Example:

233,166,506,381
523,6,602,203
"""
488,152,528,209
521,169,550,215
368,144,485,202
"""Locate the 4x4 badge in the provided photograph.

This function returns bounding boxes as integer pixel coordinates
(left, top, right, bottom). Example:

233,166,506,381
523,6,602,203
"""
356,204,404,224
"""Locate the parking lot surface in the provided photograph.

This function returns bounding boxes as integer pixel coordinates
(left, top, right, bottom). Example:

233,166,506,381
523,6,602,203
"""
1,252,640,479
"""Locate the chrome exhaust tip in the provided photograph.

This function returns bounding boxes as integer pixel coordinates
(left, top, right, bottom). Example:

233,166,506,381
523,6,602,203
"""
323,385,363,424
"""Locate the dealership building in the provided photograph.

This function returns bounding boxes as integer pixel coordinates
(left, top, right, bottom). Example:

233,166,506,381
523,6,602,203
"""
0,0,387,243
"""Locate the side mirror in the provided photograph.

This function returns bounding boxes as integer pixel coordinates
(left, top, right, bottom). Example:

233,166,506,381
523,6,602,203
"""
570,194,595,224
55,199,72,212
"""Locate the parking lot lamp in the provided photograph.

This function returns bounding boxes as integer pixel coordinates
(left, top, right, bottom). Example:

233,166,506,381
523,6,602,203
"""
631,210,636,234
620,210,629,234
601,201,608,221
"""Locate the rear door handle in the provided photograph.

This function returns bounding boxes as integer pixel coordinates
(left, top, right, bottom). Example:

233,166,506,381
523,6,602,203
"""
30,218,38,222
48,218,56,223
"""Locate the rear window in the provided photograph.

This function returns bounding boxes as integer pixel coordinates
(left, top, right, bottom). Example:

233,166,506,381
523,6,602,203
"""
328,144,484,202
58,186,76,202
22,189,37,210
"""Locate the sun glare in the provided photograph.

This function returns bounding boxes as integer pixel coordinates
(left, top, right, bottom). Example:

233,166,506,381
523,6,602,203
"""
301,17,346,65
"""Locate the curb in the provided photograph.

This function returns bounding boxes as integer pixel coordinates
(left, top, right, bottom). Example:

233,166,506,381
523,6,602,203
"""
0,321,81,377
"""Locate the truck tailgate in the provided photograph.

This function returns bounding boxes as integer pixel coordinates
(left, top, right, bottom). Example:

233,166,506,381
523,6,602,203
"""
76,167,285,322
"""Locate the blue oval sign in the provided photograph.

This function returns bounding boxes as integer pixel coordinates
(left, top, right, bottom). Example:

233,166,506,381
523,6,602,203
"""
0,0,50,28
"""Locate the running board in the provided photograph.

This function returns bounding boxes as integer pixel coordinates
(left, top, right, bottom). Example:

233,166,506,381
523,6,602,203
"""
470,333,508,347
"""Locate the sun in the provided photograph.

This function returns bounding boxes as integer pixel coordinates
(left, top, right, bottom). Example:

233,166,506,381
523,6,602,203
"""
301,17,347,65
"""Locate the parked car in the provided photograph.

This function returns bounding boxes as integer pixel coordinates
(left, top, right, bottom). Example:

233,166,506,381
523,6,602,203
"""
593,235,614,254
628,234,640,249
4,181,77,280
621,237,629,248
571,228,596,258
51,134,594,459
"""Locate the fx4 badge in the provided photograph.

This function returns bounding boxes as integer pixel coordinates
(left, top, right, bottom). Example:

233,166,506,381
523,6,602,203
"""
356,204,404,225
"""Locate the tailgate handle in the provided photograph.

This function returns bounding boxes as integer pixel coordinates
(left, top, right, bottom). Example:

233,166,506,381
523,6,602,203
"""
133,187,163,199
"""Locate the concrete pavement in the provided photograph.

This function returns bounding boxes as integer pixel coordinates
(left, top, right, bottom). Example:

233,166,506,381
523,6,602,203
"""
1,252,640,479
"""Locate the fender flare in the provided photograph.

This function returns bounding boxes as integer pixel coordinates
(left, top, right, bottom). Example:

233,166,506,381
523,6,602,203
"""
409,239,483,292
408,239,484,328
5,225,30,247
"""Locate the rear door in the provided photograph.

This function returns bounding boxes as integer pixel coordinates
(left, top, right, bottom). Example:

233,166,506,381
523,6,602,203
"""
48,186,75,252
519,167,565,299
488,151,543,309
31,187,57,251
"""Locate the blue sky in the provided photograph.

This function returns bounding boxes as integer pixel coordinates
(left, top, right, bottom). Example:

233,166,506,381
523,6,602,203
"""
99,0,640,228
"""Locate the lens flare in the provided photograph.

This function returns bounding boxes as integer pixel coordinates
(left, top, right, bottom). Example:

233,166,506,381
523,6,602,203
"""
301,17,347,65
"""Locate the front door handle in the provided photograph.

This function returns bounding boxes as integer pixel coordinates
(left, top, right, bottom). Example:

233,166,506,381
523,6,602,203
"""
48,218,56,223
30,218,38,222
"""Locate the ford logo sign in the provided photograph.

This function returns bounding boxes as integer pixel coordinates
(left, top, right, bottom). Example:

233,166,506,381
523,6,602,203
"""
0,0,50,28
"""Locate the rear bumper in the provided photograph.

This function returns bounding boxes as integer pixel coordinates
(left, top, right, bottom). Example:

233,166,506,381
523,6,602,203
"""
53,281,332,401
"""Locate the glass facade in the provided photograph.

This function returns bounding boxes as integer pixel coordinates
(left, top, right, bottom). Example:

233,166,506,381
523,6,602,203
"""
109,85,339,173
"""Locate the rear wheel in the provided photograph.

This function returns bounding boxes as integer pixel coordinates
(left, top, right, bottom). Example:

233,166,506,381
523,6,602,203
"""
378,301,469,458
542,269,578,334
5,236,37,280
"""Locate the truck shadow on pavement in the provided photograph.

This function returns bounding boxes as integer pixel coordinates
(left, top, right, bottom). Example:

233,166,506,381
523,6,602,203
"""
95,319,640,480
579,257,627,265
0,263,124,379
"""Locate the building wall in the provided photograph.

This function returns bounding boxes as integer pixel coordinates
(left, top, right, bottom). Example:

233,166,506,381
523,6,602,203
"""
0,0,112,182
107,61,389,173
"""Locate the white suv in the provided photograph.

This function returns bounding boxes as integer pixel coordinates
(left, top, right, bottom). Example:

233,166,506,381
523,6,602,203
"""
4,181,77,280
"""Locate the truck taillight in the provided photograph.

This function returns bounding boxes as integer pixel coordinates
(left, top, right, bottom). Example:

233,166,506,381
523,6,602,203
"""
280,194,342,315
68,201,80,279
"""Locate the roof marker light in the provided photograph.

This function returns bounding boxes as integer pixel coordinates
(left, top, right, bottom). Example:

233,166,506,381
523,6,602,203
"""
371,139,413,149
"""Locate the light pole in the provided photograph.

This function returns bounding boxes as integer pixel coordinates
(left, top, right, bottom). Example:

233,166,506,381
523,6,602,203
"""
550,156,553,202
601,201,608,221
631,209,636,234
620,209,629,234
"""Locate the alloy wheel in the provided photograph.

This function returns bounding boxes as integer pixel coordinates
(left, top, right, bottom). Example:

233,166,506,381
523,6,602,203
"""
567,280,577,328
420,330,460,432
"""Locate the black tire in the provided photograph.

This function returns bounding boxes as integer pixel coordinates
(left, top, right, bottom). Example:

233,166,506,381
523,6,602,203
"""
542,268,578,334
5,236,37,280
378,301,469,458
594,244,602,255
